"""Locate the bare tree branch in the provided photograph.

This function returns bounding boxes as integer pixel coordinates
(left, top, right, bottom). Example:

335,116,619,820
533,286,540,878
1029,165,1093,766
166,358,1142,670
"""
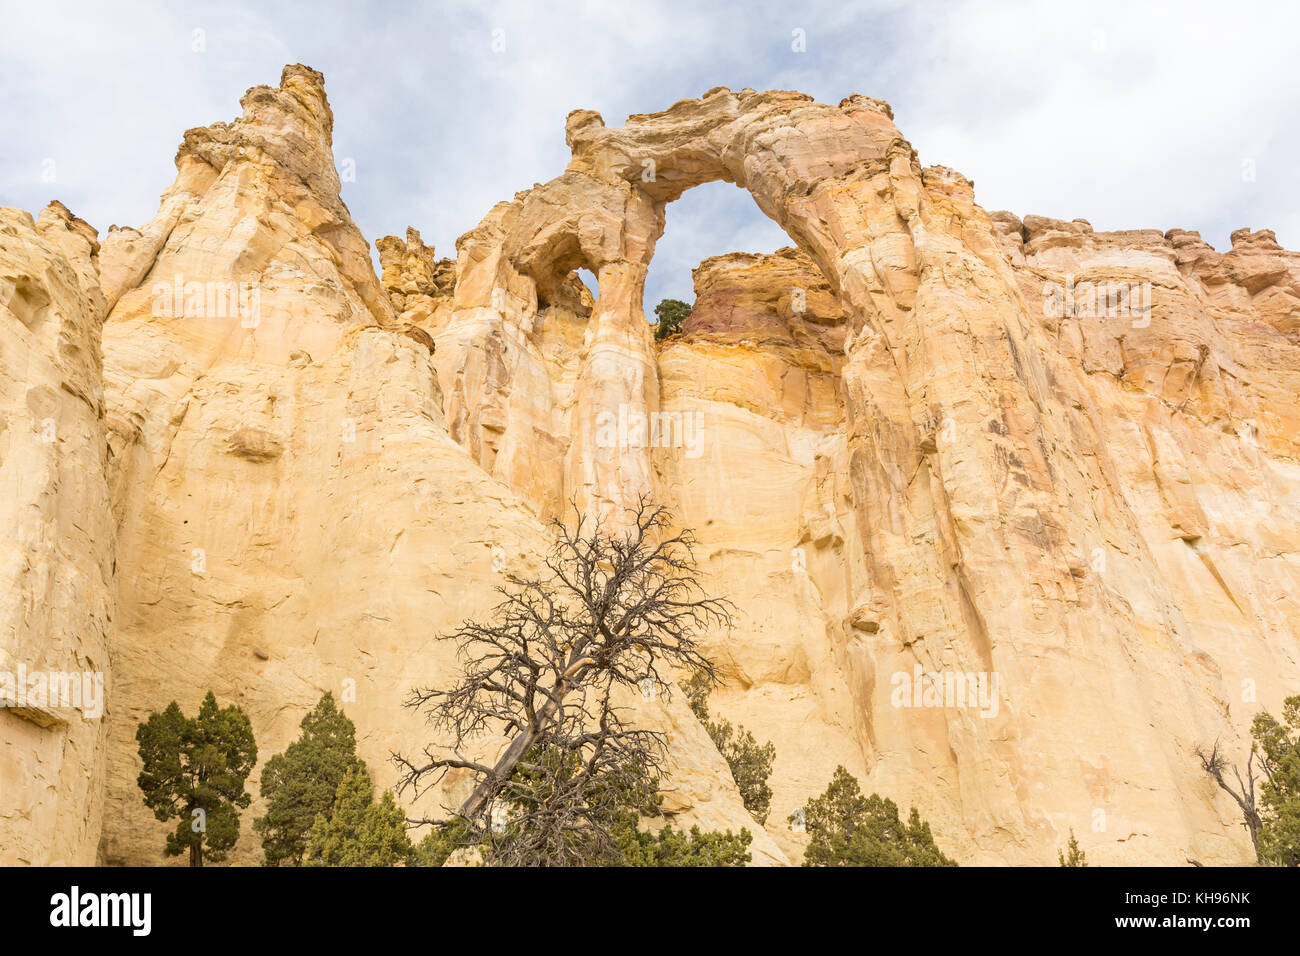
1195,740,1261,860
393,497,730,863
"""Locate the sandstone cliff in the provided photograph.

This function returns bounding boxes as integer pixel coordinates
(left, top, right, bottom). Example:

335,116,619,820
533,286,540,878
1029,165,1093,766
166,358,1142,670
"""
0,202,114,864
93,66,778,865
1,66,1297,866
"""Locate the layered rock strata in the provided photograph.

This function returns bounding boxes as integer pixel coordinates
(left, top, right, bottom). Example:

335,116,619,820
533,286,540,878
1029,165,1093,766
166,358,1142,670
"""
1,67,1296,866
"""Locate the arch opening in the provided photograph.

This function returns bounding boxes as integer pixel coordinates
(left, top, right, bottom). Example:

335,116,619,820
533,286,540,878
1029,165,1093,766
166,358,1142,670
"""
576,267,599,302
646,180,791,320
645,179,839,342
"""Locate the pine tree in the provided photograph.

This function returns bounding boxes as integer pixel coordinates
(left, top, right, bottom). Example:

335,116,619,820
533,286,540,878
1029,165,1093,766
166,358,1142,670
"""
304,766,413,867
254,692,364,866
135,692,257,866
794,765,956,867
1253,695,1300,866
652,298,692,341
1058,829,1088,866
684,672,775,824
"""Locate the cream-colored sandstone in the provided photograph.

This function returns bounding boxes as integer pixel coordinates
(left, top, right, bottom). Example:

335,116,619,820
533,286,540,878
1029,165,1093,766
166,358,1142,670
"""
0,202,114,865
1,67,1297,866
430,88,1300,866
89,66,780,866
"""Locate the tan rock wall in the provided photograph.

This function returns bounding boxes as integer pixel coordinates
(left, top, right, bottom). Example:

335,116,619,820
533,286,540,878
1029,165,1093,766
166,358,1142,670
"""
91,67,780,865
438,88,1300,865
0,203,115,865
3,66,1296,867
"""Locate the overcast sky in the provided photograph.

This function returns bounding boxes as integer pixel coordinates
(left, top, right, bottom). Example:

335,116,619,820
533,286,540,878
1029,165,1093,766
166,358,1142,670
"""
2,0,1296,311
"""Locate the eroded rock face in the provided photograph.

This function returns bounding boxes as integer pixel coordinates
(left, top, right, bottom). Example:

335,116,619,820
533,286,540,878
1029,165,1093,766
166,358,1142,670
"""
377,227,455,320
3,66,1297,867
89,66,781,866
684,247,847,345
0,202,114,865
436,86,1300,866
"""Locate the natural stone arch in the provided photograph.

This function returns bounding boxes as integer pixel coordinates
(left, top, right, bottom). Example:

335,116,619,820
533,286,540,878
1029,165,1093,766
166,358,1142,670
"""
9,60,1290,868
434,88,1150,846
436,86,914,522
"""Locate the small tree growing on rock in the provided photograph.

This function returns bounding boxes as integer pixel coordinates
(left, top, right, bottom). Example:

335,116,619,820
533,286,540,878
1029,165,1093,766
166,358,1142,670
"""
792,766,956,867
684,671,775,824
652,298,691,341
1058,829,1088,866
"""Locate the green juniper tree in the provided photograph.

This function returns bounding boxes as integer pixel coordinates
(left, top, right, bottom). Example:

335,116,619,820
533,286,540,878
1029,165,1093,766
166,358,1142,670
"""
415,744,751,867
621,820,752,867
1058,829,1088,866
652,298,691,341
1252,696,1300,866
254,692,364,866
304,765,413,867
508,745,752,867
793,765,956,867
684,671,775,824
135,692,257,866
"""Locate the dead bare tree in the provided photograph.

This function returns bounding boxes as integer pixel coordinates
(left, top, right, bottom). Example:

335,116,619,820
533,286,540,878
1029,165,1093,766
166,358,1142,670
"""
1195,741,1262,861
394,496,729,863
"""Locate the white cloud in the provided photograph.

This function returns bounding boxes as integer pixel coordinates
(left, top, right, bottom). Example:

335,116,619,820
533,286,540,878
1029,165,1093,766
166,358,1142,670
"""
1,0,1294,316
897,0,1300,249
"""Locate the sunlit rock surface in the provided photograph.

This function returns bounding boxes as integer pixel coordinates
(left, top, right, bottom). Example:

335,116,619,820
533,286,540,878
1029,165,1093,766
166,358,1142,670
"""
0,202,114,864
2,66,1297,866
